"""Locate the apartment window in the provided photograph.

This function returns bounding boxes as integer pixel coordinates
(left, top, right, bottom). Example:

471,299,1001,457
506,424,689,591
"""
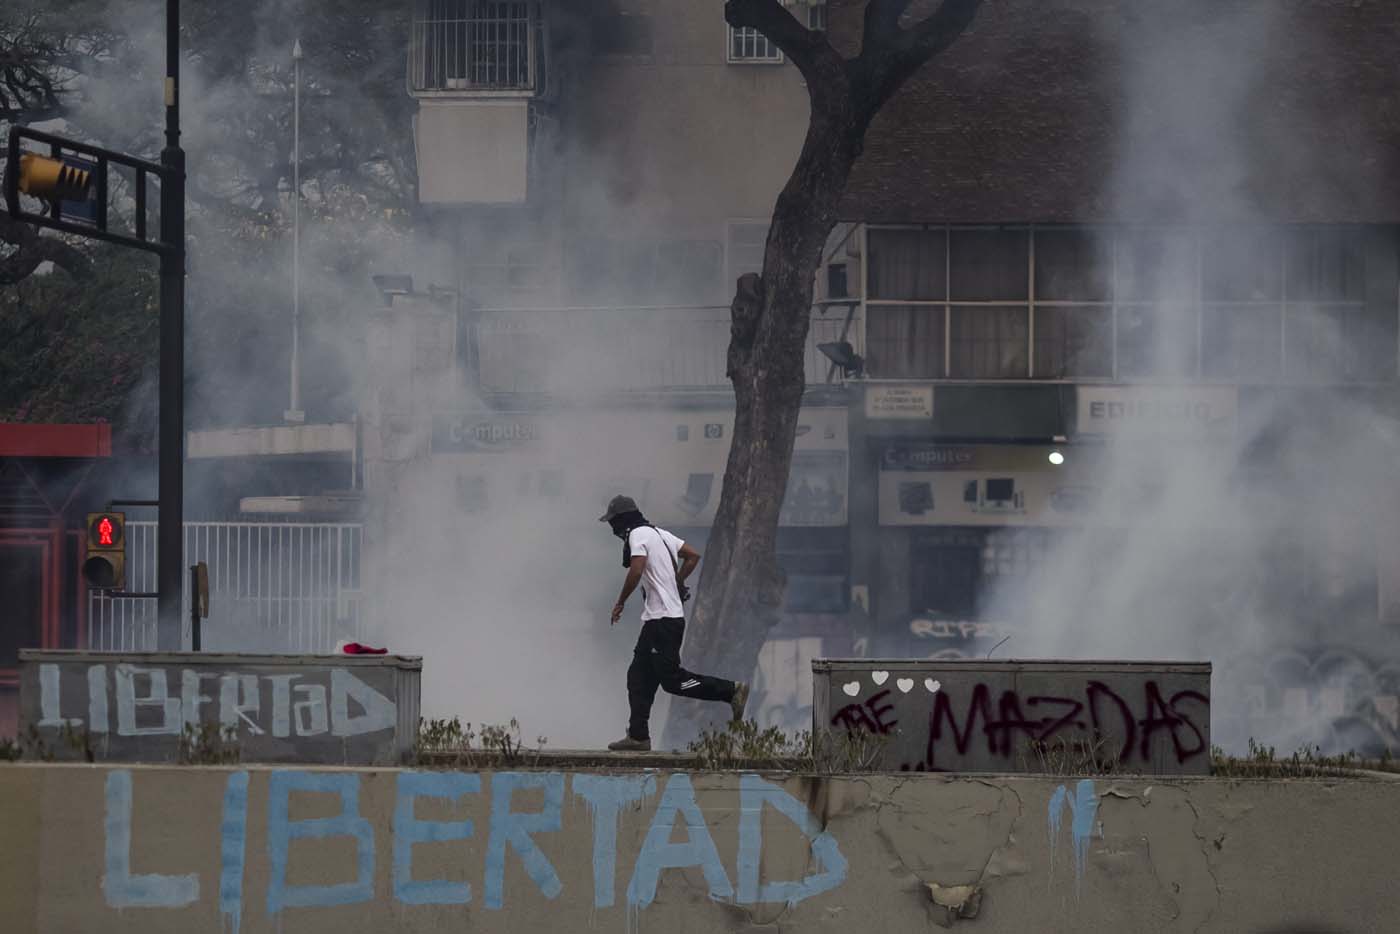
863,224,1389,383
867,304,945,378
1034,305,1112,378
729,26,783,63
1113,229,1198,379
947,229,1029,378
868,229,946,300
949,305,1027,378
1199,230,1282,381
1034,228,1111,302
1033,229,1112,378
1114,302,1197,379
866,227,1031,379
412,0,538,93
865,229,944,377
806,1,827,31
1283,228,1373,380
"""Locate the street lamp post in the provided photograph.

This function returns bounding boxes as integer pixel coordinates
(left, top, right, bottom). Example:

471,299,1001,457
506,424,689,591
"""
286,37,304,424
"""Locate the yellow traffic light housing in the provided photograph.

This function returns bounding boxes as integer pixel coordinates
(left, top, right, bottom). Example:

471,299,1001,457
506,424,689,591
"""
83,511,126,590
18,153,93,203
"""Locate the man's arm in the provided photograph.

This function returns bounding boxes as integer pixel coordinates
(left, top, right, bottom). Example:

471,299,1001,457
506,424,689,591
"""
677,542,701,583
611,555,647,625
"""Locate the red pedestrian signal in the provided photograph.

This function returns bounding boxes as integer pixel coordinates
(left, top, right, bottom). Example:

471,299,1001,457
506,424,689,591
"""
87,512,123,549
84,511,126,590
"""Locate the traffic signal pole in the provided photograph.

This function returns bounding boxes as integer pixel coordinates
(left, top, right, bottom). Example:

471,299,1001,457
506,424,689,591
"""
6,4,187,647
157,0,185,649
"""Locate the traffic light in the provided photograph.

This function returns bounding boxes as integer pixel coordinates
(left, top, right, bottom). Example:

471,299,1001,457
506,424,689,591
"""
17,153,93,203
83,511,126,590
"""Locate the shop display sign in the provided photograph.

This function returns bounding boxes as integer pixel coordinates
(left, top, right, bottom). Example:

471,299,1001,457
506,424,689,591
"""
865,385,934,419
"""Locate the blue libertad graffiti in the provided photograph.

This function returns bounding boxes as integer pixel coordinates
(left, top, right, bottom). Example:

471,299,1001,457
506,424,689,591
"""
102,769,847,925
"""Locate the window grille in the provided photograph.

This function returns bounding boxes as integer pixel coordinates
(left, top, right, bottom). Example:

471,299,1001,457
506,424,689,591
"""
412,0,537,93
728,26,783,63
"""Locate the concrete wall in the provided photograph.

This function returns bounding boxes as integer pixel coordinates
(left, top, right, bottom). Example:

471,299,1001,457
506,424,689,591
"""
1,762,1396,933
18,652,422,765
815,659,1212,775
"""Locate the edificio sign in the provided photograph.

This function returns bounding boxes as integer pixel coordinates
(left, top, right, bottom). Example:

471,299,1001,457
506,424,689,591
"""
1076,386,1236,438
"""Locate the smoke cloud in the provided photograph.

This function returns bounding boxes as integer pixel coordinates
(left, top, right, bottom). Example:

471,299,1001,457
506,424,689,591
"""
982,1,1400,756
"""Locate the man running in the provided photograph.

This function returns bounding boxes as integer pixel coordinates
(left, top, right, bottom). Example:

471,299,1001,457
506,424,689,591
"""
600,495,749,751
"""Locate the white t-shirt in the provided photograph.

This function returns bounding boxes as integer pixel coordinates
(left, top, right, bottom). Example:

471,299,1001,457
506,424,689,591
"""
627,526,687,621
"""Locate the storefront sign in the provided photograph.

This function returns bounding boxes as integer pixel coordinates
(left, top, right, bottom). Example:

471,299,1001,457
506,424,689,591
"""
1076,386,1236,438
865,384,933,420
431,415,541,452
878,444,1092,527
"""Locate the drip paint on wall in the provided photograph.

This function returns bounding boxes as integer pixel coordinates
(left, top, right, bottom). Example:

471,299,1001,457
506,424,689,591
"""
1048,779,1100,891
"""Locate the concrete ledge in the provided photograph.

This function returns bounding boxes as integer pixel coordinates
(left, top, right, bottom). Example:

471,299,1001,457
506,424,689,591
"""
4,762,1399,932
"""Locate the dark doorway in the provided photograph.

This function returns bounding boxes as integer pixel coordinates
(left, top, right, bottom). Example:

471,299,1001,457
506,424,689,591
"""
0,544,44,669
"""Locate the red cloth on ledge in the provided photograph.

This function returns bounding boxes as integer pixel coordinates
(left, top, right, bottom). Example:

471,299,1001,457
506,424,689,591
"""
340,642,387,655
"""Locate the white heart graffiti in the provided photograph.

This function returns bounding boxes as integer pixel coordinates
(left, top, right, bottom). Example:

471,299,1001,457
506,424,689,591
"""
896,678,915,693
872,670,890,686
842,681,861,697
924,678,942,694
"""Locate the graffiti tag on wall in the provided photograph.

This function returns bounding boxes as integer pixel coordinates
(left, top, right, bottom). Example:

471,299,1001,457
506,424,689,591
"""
23,659,412,764
828,667,1210,774
36,663,398,739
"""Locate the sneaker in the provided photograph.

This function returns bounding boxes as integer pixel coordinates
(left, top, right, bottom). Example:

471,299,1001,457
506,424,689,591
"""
608,734,651,752
730,681,751,722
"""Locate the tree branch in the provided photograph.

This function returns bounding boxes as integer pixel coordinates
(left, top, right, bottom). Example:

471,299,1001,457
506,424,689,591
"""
0,215,91,285
852,0,982,112
861,0,915,50
724,0,843,82
897,0,982,63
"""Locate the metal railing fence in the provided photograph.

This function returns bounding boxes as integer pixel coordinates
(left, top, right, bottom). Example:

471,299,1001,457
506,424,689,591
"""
87,521,364,653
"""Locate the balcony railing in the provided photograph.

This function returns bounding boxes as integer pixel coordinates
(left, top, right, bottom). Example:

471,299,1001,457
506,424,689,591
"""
473,305,861,394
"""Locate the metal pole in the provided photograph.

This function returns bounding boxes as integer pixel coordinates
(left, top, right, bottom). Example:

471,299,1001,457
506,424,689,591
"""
157,0,186,650
286,38,304,423
189,564,201,651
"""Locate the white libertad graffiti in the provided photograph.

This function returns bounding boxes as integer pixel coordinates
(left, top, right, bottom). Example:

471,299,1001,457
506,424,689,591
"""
37,663,398,739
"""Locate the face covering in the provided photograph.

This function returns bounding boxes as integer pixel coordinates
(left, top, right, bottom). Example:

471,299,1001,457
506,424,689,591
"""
610,511,645,566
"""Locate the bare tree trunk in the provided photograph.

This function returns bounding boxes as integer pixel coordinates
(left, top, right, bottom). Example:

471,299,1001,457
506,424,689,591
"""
663,0,981,748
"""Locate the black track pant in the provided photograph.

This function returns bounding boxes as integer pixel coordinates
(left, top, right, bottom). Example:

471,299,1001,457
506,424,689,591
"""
627,616,735,741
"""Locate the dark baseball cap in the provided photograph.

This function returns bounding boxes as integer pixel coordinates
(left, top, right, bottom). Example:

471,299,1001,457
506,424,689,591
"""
599,494,639,522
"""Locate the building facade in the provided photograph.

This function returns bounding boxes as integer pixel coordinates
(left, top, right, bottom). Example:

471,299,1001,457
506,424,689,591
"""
825,0,1400,753
383,0,1400,750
